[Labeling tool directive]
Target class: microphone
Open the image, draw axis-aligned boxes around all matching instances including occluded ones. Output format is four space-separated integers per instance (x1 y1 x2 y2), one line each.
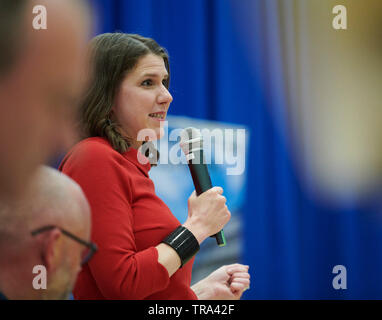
180 127 226 247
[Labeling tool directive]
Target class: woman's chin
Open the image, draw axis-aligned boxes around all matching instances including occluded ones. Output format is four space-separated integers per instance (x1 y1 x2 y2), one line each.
149 126 165 141
136 125 163 142
157 127 165 140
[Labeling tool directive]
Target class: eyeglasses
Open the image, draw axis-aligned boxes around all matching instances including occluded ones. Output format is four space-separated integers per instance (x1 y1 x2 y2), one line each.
31 225 98 266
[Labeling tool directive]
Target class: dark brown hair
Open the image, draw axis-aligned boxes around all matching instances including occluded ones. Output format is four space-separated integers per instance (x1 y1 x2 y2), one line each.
0 0 27 76
80 33 170 156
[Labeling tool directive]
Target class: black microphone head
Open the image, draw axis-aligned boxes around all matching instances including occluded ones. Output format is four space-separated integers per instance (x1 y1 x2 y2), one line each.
180 127 203 156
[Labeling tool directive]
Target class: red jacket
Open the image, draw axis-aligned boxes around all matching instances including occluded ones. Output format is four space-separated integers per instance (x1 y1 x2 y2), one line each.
59 137 197 300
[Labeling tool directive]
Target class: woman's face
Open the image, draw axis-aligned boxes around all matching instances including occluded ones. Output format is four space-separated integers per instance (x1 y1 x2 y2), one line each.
112 54 173 148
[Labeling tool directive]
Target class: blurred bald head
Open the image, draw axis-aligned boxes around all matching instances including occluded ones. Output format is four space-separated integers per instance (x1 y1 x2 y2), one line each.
0 166 91 300
0 0 91 201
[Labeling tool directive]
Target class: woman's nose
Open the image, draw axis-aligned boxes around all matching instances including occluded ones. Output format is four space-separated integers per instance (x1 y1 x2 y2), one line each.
158 85 173 105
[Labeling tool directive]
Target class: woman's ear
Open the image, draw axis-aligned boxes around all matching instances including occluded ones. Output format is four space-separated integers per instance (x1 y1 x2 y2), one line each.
40 229 63 274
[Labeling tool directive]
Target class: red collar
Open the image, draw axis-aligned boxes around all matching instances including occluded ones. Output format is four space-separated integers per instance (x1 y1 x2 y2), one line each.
122 145 151 177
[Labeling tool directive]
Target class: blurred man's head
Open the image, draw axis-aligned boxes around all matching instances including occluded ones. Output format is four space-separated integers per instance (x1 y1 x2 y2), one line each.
0 0 91 200
0 166 92 300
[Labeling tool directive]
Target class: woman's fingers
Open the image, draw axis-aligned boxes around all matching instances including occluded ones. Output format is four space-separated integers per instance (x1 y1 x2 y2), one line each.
230 280 249 292
230 272 250 280
226 264 249 275
230 277 250 286
229 267 250 294
188 190 196 200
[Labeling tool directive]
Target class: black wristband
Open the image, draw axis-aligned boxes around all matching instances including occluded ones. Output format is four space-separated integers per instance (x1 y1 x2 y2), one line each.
162 226 200 268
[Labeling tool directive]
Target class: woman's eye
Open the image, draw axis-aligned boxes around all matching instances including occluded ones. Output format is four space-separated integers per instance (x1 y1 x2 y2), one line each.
141 79 153 86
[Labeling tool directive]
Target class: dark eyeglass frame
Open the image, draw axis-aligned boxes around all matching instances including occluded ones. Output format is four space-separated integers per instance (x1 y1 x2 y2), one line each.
31 225 97 266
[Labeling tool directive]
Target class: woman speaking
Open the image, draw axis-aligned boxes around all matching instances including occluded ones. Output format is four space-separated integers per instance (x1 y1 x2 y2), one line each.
60 33 250 300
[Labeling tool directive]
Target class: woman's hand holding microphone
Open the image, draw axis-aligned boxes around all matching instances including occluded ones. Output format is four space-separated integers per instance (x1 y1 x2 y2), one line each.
182 186 231 244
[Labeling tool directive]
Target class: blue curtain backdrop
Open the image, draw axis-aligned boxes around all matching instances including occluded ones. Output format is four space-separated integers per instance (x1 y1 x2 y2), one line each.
88 0 382 299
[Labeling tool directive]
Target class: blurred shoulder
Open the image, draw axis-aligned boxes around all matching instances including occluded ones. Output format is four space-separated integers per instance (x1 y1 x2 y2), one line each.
71 137 117 158
74 137 115 156
60 137 124 171
59 137 135 196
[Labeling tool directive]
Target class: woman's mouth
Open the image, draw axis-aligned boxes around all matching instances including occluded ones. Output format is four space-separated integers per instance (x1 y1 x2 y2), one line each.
148 112 166 121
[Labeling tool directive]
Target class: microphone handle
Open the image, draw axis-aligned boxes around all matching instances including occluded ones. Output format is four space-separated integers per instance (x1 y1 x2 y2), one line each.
187 150 226 247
